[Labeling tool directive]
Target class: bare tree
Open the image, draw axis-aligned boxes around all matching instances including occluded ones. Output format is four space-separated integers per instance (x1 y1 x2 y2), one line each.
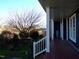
7 10 42 32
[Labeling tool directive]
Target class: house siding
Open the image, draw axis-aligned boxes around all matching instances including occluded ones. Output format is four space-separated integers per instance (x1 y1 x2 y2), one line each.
68 8 79 49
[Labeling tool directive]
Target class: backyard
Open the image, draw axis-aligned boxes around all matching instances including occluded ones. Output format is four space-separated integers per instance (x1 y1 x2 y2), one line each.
0 28 45 59
0 0 46 59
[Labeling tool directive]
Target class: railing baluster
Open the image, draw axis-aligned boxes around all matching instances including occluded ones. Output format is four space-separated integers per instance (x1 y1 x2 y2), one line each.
42 40 43 50
33 42 35 59
40 42 41 51
43 39 44 50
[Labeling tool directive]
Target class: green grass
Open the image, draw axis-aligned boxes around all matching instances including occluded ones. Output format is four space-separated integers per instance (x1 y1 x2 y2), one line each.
0 45 32 59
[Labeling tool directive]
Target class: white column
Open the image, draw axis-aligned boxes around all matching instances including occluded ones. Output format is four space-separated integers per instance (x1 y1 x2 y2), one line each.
46 6 50 52
66 18 68 40
51 19 54 40
60 21 62 39
61 18 64 40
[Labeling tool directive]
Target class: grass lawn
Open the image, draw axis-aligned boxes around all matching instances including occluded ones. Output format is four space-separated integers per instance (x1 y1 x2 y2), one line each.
0 45 33 59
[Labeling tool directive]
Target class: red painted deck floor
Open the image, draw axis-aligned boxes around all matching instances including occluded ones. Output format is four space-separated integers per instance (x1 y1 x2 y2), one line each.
36 39 79 59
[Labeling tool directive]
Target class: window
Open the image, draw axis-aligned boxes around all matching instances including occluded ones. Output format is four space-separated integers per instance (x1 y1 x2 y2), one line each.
69 13 76 43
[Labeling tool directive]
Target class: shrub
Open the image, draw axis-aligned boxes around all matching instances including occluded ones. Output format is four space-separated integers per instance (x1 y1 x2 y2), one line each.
29 29 39 42
19 30 29 39
0 30 12 49
0 31 20 50
38 30 46 39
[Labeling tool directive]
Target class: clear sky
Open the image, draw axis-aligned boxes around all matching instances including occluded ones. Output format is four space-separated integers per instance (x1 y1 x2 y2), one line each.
0 0 38 10
0 0 40 17
0 0 46 28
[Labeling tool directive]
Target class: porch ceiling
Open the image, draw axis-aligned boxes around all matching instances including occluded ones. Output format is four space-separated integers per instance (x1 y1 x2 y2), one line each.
39 0 79 19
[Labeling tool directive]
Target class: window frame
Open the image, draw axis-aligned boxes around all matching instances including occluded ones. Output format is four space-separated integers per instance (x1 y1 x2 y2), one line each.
69 13 76 43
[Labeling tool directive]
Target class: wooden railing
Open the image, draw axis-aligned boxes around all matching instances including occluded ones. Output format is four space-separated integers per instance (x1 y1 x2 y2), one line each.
33 37 46 58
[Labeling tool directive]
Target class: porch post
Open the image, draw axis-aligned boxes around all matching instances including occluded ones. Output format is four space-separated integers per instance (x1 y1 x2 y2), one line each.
51 19 54 40
66 18 68 40
46 6 50 52
61 18 64 40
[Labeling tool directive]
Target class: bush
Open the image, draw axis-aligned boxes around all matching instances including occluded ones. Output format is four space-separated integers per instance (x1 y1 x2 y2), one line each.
38 30 46 39
19 30 29 39
0 31 12 50
0 30 33 59
29 29 39 42
0 31 19 50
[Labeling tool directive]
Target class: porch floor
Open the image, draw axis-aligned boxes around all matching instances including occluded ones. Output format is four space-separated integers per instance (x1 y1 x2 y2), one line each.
36 39 79 59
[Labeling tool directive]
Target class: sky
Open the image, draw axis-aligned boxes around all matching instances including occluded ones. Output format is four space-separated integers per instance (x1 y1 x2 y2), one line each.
0 0 46 28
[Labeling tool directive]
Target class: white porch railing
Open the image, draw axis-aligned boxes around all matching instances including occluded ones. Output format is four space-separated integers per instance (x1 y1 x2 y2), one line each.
33 37 47 58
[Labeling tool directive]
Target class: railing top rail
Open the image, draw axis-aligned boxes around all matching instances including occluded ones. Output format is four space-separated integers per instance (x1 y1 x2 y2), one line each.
34 36 46 44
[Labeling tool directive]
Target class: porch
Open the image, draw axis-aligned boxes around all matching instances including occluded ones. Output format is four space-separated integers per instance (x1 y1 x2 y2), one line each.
33 0 79 59
36 39 79 59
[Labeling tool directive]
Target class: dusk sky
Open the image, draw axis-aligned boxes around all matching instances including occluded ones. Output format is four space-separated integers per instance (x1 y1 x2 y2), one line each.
0 0 46 28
